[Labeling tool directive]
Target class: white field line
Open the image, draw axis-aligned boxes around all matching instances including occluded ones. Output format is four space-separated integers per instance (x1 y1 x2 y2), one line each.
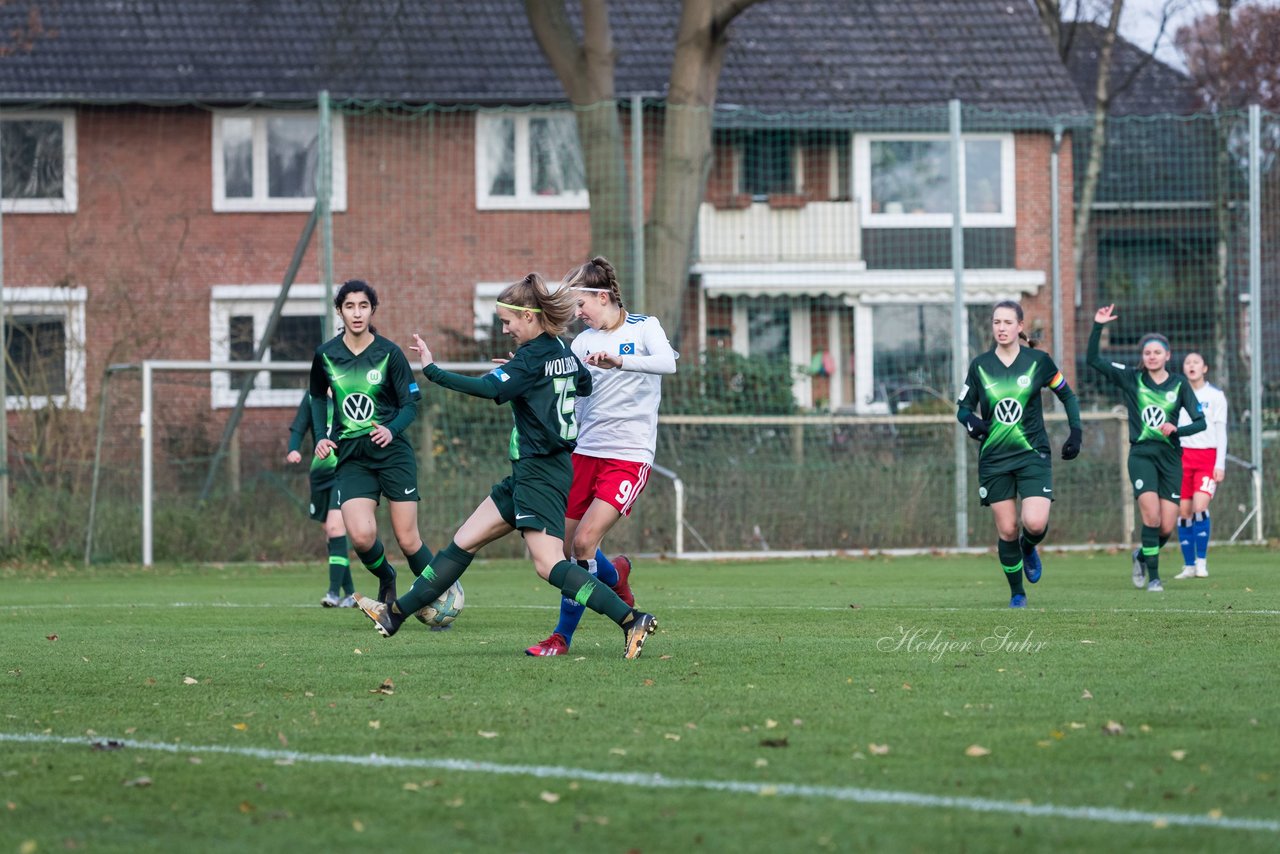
0 732 1275 834
5 602 1280 616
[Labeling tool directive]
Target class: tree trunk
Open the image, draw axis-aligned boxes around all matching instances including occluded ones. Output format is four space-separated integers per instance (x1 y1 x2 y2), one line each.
525 0 633 286
1072 0 1124 313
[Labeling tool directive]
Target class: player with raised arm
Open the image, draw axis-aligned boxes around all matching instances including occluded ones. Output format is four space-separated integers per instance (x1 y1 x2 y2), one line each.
1087 304 1205 591
956 300 1083 609
285 390 353 607
1174 352 1228 579
525 256 677 657
353 272 659 660
309 279 432 607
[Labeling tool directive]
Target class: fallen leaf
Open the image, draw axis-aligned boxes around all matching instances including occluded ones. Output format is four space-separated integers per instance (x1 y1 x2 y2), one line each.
1139 724 1152 733
19 841 35 854
277 731 288 747
45 634 58 642
124 727 136 735
123 776 152 788
1068 722 1086 730
352 820 365 832
368 721 380 730
1101 720 1125 735
663 733 681 741
685 722 698 730
759 786 778 797
1037 740 1052 747
445 797 464 808
659 655 673 660
868 743 890 756
1081 689 1093 700
765 719 778 729
1152 818 1168 829
182 677 198 685
565 708 576 715
902 683 912 691
643 679 655 687
1170 750 1187 761
1208 808 1223 820
608 748 626 756
238 801 254 813
370 679 395 696
188 757 202 765
1050 730 1065 740
353 649 363 655
760 737 789 748
232 723 248 731
1081 640 1095 645
755 758 769 767
539 791 560 804
477 731 498 739
965 744 991 757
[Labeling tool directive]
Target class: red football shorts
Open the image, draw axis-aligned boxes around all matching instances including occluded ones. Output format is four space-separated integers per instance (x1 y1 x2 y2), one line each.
566 454 651 519
1180 447 1218 499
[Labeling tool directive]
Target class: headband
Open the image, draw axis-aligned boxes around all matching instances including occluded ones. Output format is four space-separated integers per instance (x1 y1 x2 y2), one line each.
496 300 541 313
1139 334 1169 353
571 287 610 293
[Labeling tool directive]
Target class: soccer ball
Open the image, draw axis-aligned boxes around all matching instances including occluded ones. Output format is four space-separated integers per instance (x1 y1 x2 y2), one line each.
413 581 465 627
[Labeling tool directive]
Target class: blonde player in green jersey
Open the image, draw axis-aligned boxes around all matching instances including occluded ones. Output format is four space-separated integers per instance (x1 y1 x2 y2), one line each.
957 300 1083 608
354 272 658 660
285 390 353 607
1088 304 1205 591
309 280 432 607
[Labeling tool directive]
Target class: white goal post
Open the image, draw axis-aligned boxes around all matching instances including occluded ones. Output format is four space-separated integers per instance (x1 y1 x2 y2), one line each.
138 359 491 566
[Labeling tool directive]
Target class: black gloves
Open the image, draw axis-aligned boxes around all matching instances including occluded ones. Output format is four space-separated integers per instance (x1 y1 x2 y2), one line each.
962 412 990 442
1061 426 1082 460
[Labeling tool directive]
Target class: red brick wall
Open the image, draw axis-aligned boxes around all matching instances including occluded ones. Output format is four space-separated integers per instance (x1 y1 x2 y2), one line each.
1014 132 1077 379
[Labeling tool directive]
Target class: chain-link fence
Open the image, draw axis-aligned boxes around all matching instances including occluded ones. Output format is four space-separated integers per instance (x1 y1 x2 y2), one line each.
2 99 1275 561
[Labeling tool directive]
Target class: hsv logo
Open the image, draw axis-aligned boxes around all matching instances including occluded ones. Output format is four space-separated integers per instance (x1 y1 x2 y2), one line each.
994 398 1023 425
1141 405 1167 429
343 393 375 423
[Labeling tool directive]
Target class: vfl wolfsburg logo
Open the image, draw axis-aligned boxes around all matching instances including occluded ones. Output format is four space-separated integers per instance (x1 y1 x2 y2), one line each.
1141 405 1167 428
994 398 1023 425
342 393 375 423
366 368 383 385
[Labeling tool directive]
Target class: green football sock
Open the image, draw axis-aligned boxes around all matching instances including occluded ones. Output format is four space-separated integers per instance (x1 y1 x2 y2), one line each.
356 540 396 583
1141 525 1161 582
406 544 434 578
998 538 1025 596
548 559 633 624
341 566 355 596
1020 524 1046 555
395 541 473 616
327 536 349 594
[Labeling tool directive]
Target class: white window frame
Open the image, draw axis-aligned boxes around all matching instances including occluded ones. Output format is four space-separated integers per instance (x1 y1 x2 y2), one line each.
3 286 87 410
1 111 78 214
211 110 347 213
209 284 329 408
473 282 509 341
474 111 589 210
855 132 1015 228
730 298 812 408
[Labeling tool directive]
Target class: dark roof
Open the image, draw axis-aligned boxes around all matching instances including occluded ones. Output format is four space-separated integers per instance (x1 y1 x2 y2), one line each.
0 0 1085 117
1061 22 1197 115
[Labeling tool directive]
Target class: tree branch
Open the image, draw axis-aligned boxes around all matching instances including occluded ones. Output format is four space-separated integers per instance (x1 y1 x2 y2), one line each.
712 0 767 34
524 0 586 95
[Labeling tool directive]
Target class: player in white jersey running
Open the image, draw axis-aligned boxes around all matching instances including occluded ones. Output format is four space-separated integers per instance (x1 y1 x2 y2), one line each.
1174 352 1228 579
526 256 677 657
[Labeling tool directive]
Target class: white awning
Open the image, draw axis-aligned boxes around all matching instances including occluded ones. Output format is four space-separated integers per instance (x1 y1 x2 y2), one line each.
694 262 1045 303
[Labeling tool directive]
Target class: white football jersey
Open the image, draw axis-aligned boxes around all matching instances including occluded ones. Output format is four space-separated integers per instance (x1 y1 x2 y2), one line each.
1178 381 1228 465
571 313 677 465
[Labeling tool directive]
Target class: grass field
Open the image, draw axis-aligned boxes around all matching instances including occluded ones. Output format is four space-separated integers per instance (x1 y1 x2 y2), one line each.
2 549 1278 853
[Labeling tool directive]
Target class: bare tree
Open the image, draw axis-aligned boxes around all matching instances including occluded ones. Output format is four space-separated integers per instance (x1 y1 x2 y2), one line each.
525 0 767 337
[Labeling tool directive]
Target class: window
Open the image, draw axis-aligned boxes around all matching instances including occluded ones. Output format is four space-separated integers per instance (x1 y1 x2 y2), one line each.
868 303 987 411
212 111 346 212
1 112 77 213
473 283 509 341
475 112 587 209
856 133 1014 227
210 285 329 407
730 298 811 407
4 287 86 410
738 131 799 197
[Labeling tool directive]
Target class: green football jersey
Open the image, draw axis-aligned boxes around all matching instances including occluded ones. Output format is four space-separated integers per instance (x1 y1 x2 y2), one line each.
958 346 1076 467
308 333 421 442
1087 323 1205 447
485 333 592 460
287 393 338 483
